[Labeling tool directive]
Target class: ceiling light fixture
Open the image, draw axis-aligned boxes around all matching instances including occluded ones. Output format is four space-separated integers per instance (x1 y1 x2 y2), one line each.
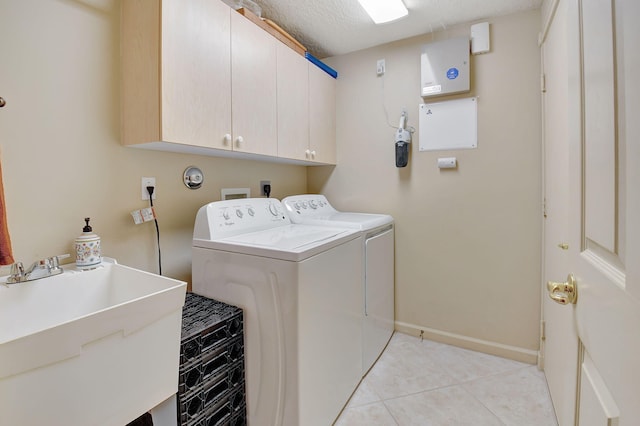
357 0 408 24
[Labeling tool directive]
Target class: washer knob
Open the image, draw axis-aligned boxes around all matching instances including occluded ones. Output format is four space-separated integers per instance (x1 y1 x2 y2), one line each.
222 210 231 220
309 200 318 209
268 203 279 216
236 209 243 218
248 207 255 216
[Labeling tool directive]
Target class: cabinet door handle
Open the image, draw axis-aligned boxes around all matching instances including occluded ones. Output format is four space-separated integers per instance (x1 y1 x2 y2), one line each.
310 150 316 159
305 149 311 159
223 134 232 146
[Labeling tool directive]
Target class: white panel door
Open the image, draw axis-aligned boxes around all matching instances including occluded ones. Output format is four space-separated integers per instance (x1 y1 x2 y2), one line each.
541 0 579 424
544 0 640 424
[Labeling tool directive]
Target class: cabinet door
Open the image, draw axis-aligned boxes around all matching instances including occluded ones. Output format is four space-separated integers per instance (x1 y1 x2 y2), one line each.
161 0 232 149
308 65 336 164
230 12 278 156
276 44 309 161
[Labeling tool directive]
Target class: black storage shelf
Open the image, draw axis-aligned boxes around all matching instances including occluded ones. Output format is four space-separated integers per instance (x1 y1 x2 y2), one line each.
178 293 246 426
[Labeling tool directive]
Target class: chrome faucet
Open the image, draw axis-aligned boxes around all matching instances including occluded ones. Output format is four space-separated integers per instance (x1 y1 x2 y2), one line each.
6 254 70 284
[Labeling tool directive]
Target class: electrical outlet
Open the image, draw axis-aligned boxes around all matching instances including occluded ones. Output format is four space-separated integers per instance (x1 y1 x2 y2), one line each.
377 59 385 76
260 180 271 196
141 177 156 200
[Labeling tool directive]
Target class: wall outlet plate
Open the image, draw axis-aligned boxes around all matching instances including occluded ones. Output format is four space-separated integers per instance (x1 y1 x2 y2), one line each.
260 180 271 196
141 177 156 200
377 59 385 76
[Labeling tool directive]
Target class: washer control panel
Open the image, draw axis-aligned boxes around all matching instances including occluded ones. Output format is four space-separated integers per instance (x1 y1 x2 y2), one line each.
194 198 289 240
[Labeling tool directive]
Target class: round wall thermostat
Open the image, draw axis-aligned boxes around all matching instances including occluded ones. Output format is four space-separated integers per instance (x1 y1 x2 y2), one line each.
183 166 203 189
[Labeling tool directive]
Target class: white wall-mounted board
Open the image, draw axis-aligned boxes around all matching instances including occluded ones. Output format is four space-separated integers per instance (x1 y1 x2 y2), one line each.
419 97 477 151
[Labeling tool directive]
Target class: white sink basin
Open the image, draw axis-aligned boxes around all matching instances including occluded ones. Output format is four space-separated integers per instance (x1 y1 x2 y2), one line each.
0 261 186 426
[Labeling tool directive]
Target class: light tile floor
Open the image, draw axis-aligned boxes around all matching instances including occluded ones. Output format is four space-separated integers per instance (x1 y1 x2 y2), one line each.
335 332 558 426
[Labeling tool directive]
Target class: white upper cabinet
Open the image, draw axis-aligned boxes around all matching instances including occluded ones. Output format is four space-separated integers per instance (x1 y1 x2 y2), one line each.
122 0 232 150
230 12 278 157
122 0 335 165
309 65 337 164
276 43 310 161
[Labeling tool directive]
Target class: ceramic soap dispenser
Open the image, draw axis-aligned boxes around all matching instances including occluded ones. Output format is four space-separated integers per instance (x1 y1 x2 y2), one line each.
75 217 101 270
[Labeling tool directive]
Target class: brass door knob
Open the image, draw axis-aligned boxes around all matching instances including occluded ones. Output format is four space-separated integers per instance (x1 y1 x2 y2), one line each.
546 274 578 305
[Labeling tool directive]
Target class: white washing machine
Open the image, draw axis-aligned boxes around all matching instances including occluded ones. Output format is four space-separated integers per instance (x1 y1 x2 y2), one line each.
191 198 362 426
282 194 395 376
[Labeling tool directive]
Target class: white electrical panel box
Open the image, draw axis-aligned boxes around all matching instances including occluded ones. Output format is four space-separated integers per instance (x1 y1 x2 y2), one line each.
419 97 477 151
421 37 470 98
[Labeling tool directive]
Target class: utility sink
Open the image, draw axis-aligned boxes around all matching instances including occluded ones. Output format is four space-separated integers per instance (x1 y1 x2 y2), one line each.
0 260 186 426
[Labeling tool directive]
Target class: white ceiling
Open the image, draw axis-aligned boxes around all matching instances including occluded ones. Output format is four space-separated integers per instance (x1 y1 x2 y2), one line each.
250 0 543 58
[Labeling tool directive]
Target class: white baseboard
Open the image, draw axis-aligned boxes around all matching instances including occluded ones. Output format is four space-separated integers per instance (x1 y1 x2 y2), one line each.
395 321 540 365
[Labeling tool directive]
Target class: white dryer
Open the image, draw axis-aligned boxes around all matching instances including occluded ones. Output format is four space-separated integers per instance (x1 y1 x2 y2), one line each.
192 198 362 426
282 194 395 376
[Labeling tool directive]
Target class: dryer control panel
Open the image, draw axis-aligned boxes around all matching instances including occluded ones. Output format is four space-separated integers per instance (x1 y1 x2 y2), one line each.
281 194 337 221
194 198 289 240
282 195 394 230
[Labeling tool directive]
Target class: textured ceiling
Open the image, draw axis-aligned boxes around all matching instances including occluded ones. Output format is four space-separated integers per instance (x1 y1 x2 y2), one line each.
250 0 543 58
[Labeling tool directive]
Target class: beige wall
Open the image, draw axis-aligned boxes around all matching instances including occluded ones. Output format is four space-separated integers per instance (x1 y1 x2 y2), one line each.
1 0 542 360
0 0 307 284
309 10 542 359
